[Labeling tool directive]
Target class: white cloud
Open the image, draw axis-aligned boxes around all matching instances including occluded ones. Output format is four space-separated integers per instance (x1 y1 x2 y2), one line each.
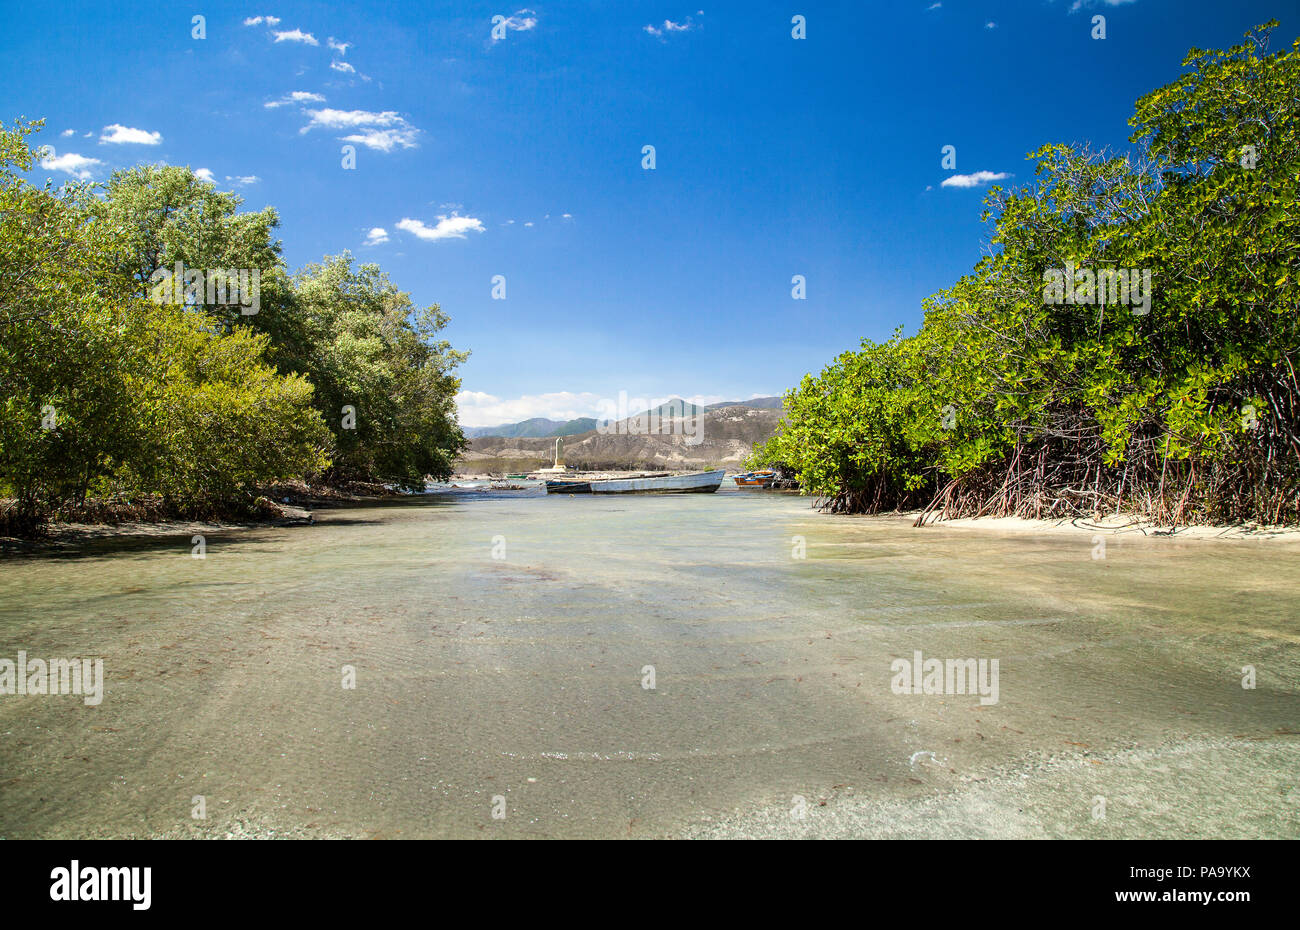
455 391 607 427
60 128 75 137
302 108 403 131
493 9 538 41
645 18 695 38
243 16 281 27
561 213 572 219
941 170 1011 189
226 175 261 186
273 29 319 45
985 21 997 29
927 2 942 8
330 60 356 74
340 128 419 151
1070 0 1138 11
396 215 485 241
523 221 534 227
364 227 389 245
100 124 162 145
327 37 350 55
300 108 418 150
193 168 216 182
39 151 103 180
265 90 326 108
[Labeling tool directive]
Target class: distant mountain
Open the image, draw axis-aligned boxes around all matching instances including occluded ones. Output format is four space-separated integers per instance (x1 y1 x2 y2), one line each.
643 399 703 417
458 400 787 473
550 417 599 437
462 417 597 439
705 396 782 410
463 397 780 439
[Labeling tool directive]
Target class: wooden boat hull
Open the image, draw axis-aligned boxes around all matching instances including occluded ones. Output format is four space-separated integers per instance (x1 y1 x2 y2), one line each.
732 470 776 488
546 470 725 495
545 480 592 493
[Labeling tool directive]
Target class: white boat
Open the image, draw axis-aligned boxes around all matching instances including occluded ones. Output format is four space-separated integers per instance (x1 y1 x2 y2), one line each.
545 469 725 494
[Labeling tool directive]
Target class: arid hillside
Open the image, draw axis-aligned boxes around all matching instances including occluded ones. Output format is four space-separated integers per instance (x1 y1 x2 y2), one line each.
457 404 785 473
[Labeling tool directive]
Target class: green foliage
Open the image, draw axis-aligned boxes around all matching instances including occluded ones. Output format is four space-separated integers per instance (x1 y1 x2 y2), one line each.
91 165 468 487
95 164 286 318
0 120 466 533
757 24 1300 523
112 303 332 504
285 254 468 487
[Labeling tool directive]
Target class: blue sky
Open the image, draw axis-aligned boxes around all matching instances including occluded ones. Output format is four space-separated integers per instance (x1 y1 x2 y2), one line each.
5 1 1293 426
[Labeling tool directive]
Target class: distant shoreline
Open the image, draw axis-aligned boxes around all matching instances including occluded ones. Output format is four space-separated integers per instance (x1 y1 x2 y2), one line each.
0 482 401 553
8 494 1299 556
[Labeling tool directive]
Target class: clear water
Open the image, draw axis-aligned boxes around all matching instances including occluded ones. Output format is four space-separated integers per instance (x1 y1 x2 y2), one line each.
1 489 1297 837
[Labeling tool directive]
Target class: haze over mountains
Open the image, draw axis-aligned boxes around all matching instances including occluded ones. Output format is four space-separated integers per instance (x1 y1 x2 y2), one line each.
460 397 783 439
461 417 598 439
457 398 787 473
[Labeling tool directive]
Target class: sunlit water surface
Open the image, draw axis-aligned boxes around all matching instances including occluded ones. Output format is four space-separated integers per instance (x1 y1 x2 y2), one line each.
1 488 1297 838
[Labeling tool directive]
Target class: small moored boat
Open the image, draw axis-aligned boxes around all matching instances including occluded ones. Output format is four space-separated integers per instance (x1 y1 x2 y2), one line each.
545 469 725 494
732 469 776 488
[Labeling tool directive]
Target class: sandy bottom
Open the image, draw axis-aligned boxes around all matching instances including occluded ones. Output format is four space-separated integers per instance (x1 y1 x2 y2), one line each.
922 512 1300 542
1 492 1297 839
685 736 1300 838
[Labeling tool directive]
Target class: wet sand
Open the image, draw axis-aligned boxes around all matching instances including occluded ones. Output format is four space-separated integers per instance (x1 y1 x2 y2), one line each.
0 491 1296 838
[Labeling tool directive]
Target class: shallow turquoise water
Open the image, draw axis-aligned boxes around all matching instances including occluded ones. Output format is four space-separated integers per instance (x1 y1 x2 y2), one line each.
0 489 1297 837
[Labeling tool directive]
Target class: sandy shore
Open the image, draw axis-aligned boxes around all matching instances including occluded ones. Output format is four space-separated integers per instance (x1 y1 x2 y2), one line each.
683 734 1300 839
9 500 1300 556
912 512 1300 542
2 492 1297 839
0 505 322 556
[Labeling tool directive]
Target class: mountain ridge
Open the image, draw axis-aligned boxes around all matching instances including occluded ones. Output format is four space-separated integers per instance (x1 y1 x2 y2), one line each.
460 396 782 439
457 400 787 473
